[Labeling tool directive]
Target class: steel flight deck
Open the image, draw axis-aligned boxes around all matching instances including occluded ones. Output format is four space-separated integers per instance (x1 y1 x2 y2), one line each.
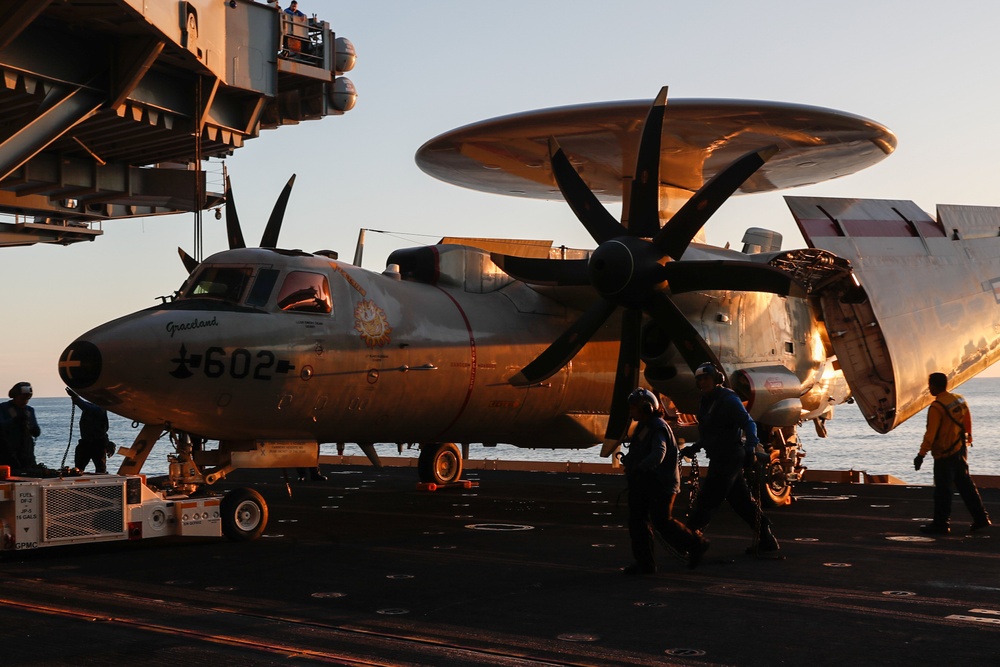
0 466 997 666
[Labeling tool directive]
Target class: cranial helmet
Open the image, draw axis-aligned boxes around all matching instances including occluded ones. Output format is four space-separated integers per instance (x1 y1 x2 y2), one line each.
694 362 723 383
8 382 32 399
628 387 660 413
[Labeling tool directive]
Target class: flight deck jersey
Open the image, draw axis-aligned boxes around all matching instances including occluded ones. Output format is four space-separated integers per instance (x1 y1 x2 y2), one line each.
919 390 972 459
623 417 681 494
696 386 758 460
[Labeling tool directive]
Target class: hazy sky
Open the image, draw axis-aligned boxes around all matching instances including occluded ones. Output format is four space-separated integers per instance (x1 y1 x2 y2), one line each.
5 0 1000 397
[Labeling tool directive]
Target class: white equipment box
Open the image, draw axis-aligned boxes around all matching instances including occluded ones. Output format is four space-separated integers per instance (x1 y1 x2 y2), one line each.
0 472 222 552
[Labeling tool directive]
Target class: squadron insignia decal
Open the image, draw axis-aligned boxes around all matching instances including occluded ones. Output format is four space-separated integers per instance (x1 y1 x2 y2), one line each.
354 299 392 348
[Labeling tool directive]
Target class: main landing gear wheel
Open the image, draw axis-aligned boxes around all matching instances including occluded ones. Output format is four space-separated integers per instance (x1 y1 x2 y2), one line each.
220 487 269 541
763 457 792 507
417 442 463 485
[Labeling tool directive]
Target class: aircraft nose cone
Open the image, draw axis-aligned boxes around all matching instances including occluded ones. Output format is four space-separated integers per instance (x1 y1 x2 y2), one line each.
59 340 102 389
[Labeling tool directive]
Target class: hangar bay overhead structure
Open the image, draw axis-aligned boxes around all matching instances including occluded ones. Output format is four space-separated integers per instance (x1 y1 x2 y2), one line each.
0 0 357 247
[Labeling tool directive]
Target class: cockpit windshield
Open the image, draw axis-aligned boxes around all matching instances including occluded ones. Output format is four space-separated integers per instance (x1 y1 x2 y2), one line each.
179 265 332 314
183 266 252 303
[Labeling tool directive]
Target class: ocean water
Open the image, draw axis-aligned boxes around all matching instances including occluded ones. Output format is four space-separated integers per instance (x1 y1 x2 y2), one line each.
26 377 1000 483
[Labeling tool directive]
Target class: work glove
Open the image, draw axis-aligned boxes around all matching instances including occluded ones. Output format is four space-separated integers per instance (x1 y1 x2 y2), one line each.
913 454 924 471
748 443 769 463
680 444 700 459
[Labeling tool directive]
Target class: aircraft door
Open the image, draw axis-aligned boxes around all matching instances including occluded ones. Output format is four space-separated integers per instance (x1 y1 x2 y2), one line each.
380 285 475 441
261 267 336 435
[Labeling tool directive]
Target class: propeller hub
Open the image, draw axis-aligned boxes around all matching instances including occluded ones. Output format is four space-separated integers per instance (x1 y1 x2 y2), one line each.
589 237 663 305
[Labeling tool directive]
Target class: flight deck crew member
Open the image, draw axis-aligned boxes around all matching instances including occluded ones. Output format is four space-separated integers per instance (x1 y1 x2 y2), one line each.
621 388 709 574
67 387 113 474
682 363 780 554
914 372 991 535
0 382 41 473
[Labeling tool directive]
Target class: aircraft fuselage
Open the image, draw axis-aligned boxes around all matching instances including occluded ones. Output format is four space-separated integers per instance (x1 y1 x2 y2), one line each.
59 243 846 451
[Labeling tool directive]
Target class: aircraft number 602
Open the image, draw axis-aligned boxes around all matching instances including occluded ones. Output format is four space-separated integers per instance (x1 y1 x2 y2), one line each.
170 344 295 381
205 347 276 379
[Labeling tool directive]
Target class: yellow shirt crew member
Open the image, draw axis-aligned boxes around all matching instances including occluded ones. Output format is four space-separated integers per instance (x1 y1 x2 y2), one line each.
914 373 990 535
918 390 971 459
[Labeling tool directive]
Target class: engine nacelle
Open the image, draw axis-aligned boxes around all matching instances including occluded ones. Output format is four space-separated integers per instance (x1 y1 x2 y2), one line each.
732 365 803 426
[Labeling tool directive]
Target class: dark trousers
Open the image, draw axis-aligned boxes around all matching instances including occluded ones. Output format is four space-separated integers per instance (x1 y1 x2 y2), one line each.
686 453 772 540
75 438 108 474
932 446 989 527
628 475 700 567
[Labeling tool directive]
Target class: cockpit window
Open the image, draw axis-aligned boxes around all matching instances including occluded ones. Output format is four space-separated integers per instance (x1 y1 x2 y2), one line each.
184 267 252 303
246 268 280 307
276 271 332 314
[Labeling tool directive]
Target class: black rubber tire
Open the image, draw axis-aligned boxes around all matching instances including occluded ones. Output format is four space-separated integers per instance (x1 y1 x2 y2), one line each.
220 487 268 541
762 457 792 507
417 443 463 484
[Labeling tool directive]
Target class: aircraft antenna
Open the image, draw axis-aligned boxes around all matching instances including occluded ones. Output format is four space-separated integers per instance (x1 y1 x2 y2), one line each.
353 228 366 266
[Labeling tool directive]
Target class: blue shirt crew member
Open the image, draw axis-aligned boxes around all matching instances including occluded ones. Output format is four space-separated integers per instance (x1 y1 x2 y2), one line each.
284 1 305 17
621 388 708 574
682 363 780 555
0 382 41 472
67 387 112 474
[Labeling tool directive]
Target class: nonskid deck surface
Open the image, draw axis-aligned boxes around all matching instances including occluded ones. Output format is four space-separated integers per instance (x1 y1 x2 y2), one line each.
1 467 997 666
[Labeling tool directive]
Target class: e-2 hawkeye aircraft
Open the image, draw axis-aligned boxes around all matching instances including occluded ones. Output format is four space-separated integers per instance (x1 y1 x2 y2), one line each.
58 88 1000 524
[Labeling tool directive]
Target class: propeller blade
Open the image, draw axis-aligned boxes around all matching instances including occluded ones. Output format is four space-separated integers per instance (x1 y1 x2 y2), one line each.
600 307 643 457
623 86 668 239
491 253 590 286
548 138 626 244
177 247 199 274
224 176 246 250
508 297 618 387
653 145 778 259
260 174 296 248
660 260 807 297
645 290 726 382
